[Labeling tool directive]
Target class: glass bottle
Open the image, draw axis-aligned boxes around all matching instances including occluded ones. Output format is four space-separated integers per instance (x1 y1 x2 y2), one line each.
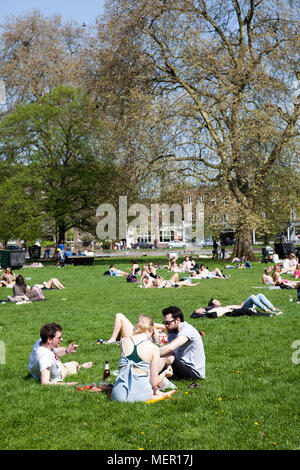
103 360 110 381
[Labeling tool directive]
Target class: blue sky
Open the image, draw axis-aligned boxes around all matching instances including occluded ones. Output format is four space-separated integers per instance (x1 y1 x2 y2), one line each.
0 0 105 25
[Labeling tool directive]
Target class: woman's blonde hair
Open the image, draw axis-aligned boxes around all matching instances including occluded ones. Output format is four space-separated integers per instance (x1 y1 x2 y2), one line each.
272 265 281 280
133 315 154 335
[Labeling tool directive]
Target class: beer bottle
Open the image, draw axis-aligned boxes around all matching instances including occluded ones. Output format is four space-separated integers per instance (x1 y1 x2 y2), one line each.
103 360 110 381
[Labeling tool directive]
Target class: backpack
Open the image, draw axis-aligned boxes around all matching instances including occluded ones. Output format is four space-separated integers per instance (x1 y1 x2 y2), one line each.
126 274 137 283
103 271 110 276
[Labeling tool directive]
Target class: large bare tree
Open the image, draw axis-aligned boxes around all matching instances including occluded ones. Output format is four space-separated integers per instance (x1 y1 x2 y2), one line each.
98 0 300 257
0 10 86 106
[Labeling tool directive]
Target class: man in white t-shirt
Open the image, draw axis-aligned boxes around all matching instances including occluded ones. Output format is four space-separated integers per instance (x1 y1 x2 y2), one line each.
28 323 93 385
159 306 205 380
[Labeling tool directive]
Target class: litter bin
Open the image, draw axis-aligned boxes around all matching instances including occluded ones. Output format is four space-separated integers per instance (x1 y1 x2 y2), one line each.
0 250 26 269
261 246 274 263
28 245 41 260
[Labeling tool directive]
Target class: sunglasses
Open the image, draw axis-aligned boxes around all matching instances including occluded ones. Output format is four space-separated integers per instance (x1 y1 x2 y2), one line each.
163 319 175 326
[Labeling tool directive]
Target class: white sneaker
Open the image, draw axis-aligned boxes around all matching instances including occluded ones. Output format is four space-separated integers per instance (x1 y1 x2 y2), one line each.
158 378 177 391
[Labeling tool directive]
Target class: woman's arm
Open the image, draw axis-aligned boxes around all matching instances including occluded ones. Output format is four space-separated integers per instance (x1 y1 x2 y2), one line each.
149 347 172 388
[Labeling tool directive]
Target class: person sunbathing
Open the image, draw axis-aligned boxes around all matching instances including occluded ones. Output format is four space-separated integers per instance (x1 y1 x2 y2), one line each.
8 275 42 303
191 293 282 318
294 264 300 279
147 262 159 278
109 265 128 277
143 273 200 288
23 262 44 268
194 264 229 279
262 266 273 285
0 266 16 287
34 278 65 290
272 265 299 288
128 260 141 276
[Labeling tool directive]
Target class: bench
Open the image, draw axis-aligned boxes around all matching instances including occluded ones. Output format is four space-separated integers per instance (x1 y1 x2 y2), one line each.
65 256 94 266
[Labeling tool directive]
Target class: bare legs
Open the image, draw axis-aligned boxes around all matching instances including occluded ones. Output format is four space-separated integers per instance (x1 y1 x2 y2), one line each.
43 278 65 289
170 273 200 287
106 313 134 343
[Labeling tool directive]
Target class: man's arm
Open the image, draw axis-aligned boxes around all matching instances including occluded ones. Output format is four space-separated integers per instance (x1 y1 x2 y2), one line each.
40 368 78 386
159 335 188 357
55 342 78 357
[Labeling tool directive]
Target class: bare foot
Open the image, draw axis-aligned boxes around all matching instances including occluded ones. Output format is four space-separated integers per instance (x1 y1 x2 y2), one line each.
152 389 177 399
80 362 93 369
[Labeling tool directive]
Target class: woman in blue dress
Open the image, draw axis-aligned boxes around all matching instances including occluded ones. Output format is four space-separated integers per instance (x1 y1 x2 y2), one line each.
111 315 172 402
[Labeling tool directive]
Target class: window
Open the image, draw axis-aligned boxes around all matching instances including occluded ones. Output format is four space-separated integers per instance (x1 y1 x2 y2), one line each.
198 196 204 204
222 213 228 223
291 209 297 220
188 196 193 204
159 230 175 242
137 234 151 242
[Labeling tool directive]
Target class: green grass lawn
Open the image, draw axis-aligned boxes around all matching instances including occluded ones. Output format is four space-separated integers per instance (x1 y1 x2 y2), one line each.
0 256 299 450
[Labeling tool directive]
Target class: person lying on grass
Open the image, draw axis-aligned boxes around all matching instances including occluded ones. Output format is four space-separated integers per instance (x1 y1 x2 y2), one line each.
189 264 230 279
34 278 65 290
191 293 283 318
102 307 206 382
111 315 174 402
22 262 44 268
109 264 128 277
28 323 93 385
142 272 200 288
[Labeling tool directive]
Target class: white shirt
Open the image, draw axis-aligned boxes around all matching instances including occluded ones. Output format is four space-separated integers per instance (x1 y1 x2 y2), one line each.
28 339 62 382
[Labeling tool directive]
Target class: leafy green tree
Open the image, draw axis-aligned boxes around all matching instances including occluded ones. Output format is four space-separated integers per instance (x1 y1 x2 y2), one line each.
0 165 45 245
0 86 117 242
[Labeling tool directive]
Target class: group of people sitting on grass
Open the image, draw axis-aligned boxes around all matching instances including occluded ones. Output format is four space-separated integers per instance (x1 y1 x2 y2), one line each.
24 250 298 403
28 306 206 402
108 256 230 288
262 262 300 289
28 288 286 401
0 266 65 303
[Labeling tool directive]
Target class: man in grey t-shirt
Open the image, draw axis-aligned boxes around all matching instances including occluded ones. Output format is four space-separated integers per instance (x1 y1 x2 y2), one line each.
159 306 205 380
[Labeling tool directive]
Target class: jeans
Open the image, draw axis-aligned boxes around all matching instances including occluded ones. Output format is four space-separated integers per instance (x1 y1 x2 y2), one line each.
243 294 274 311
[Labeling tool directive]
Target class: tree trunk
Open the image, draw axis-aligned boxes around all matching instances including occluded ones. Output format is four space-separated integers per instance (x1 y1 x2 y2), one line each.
232 228 256 261
58 224 66 245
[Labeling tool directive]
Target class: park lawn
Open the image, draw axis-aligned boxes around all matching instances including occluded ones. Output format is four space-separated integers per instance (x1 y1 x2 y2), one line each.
0 256 299 450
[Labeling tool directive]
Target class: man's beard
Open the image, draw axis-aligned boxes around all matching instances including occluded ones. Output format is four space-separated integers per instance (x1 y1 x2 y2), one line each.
168 325 179 334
